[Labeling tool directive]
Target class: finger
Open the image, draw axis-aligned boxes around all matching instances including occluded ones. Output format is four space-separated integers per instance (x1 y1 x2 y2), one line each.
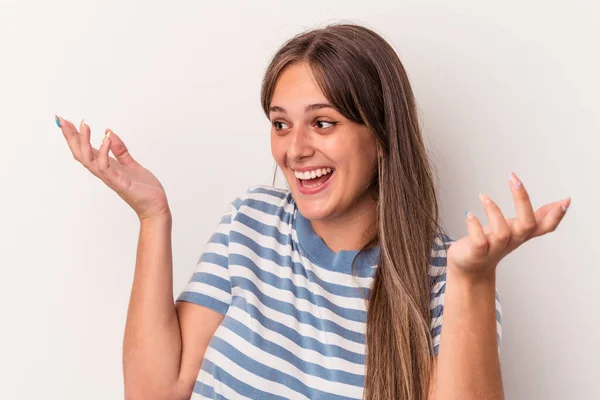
531 197 571 237
533 202 556 222
508 172 537 243
527 201 565 238
486 217 518 232
56 116 83 161
90 140 120 171
79 119 94 166
97 130 113 172
479 193 511 251
105 129 137 167
95 131 129 195
465 210 489 256
84 127 128 172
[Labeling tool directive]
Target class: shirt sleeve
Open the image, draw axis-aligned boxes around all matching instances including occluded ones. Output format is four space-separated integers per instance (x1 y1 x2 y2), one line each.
429 232 503 356
175 197 242 315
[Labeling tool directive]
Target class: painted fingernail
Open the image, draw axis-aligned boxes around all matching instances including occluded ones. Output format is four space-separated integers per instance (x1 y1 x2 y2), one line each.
561 197 570 213
479 193 492 205
510 172 522 188
102 130 111 145
55 115 61 128
465 210 474 219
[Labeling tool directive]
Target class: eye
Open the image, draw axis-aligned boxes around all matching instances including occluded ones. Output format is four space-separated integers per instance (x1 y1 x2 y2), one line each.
315 119 338 130
271 120 289 131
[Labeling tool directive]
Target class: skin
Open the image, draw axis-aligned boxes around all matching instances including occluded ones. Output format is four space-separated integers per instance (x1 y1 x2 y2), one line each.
269 61 379 252
433 174 571 399
56 60 571 399
267 61 573 398
56 118 222 399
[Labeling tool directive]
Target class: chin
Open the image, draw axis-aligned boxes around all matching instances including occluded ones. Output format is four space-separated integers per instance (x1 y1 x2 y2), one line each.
294 199 335 221
285 167 350 221
287 181 337 222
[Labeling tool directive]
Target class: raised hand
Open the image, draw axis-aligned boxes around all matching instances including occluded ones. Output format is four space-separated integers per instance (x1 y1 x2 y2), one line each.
55 115 170 221
446 172 571 281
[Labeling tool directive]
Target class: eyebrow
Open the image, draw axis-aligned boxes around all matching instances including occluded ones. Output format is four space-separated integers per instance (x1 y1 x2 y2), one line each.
268 103 336 114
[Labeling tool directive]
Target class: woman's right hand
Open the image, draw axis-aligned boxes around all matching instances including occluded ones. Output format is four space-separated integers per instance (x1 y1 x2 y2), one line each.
56 116 170 222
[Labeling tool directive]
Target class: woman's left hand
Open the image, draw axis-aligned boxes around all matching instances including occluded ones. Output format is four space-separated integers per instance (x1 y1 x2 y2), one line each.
446 172 571 282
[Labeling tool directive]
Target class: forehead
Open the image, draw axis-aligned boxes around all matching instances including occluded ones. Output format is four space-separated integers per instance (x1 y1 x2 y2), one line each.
270 62 328 108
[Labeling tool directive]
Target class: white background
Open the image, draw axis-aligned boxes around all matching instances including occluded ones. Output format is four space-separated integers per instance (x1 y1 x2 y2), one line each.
1 0 598 398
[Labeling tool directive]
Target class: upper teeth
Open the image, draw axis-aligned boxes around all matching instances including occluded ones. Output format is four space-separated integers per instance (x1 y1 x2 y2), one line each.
294 167 333 180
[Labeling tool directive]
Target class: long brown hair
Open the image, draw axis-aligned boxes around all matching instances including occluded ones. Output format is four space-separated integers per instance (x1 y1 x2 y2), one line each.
260 22 446 400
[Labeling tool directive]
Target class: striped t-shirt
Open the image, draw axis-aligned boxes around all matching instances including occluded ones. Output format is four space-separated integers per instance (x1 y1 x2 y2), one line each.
176 185 502 399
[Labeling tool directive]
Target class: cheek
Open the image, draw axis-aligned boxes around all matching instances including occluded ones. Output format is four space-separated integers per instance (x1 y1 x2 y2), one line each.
270 136 287 167
330 137 376 170
346 139 377 183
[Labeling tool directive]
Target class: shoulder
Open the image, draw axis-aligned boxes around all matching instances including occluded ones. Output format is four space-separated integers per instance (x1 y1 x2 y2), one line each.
429 231 454 271
244 185 292 202
428 230 454 353
231 185 295 223
428 230 454 286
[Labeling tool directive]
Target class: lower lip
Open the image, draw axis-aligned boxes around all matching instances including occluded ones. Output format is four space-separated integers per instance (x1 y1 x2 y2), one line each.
296 171 335 195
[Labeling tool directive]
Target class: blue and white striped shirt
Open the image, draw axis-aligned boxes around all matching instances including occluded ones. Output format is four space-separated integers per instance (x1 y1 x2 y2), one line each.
176 185 502 399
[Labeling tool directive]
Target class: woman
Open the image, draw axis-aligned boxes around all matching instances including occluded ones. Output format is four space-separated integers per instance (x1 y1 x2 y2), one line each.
55 23 570 400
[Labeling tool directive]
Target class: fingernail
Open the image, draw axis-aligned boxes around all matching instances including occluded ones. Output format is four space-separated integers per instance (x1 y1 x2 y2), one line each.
102 131 111 145
80 119 84 131
561 197 570 213
465 210 474 219
479 192 492 205
55 115 61 128
510 172 522 188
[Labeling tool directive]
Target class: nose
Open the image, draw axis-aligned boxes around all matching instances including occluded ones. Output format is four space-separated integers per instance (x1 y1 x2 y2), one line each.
287 125 314 162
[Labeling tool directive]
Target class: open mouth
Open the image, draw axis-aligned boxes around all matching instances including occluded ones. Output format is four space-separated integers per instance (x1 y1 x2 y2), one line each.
293 167 335 194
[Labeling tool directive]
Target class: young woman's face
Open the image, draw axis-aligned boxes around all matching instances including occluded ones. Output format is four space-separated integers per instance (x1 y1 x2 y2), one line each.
269 62 378 221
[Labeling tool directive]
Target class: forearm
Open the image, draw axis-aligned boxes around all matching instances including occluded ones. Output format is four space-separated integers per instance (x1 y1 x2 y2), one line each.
433 265 503 399
122 213 182 399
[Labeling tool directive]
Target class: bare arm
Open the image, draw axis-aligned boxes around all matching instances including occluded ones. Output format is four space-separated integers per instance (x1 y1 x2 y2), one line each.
52 117 224 399
431 266 503 399
122 212 224 400
429 170 570 398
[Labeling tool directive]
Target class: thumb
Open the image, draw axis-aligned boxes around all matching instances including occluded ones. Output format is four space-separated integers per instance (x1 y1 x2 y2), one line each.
105 129 137 166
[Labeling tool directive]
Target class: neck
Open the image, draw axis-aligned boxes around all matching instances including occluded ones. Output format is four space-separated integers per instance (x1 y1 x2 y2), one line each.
310 194 378 253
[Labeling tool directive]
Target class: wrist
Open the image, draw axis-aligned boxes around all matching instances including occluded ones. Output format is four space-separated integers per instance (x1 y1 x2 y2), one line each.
447 262 497 287
139 209 172 226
